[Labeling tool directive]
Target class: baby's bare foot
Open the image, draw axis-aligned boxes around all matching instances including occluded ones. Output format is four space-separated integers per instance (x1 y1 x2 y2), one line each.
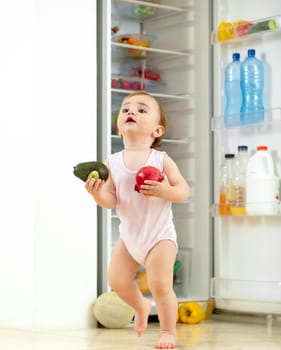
134 298 151 337
155 331 176 349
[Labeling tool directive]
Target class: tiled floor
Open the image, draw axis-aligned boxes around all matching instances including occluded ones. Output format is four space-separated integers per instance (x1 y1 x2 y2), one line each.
0 314 281 349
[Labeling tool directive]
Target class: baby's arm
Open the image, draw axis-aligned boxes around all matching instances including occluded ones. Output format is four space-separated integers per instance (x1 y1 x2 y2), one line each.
85 162 117 209
162 154 190 202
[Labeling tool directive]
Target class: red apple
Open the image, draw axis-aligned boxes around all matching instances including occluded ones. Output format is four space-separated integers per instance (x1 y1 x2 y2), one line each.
122 80 130 90
135 166 164 192
111 79 120 88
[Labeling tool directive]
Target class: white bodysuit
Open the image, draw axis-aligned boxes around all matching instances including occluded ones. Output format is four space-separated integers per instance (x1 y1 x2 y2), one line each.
108 149 177 266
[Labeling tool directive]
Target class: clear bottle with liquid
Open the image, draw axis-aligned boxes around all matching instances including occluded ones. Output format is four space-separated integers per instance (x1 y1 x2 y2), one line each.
219 153 235 215
230 146 249 215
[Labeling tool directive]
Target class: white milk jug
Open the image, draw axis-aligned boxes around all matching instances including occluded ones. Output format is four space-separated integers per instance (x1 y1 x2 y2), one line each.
246 145 280 215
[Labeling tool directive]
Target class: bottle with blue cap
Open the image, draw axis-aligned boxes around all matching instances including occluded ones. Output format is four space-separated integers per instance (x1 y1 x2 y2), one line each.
224 52 242 127
240 49 264 124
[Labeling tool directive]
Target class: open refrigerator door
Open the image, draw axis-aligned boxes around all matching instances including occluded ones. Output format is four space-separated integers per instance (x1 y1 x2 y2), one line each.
212 0 281 315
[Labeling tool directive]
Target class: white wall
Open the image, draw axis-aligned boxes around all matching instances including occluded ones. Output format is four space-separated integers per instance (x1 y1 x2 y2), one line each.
0 0 97 330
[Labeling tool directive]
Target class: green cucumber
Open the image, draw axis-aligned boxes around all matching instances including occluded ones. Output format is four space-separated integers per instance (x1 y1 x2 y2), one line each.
73 161 109 182
247 19 276 34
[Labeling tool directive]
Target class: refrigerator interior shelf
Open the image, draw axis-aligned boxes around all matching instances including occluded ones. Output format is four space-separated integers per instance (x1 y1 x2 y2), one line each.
111 88 192 101
114 0 190 22
210 203 281 217
211 14 281 45
145 55 195 68
211 277 281 304
161 137 190 145
111 133 190 145
112 42 192 58
211 107 281 131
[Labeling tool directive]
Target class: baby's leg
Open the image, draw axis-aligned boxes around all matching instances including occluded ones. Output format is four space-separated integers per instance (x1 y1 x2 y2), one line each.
145 240 177 349
108 239 151 336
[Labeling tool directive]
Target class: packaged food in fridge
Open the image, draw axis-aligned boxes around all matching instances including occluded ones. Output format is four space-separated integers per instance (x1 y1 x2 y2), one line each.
113 33 154 58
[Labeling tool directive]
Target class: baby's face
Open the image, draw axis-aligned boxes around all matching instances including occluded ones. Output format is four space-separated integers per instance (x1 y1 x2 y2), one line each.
117 94 161 139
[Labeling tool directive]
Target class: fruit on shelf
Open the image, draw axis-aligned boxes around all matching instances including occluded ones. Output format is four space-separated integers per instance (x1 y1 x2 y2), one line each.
114 33 153 58
111 78 146 91
217 22 236 41
247 19 277 34
132 66 161 82
111 79 120 88
217 20 248 41
115 1 159 20
116 35 151 47
216 16 279 42
134 5 155 17
135 271 150 294
235 21 254 36
111 25 119 34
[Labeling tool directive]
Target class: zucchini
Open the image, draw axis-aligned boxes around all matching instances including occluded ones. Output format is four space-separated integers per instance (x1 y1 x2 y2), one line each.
247 19 276 34
73 161 109 182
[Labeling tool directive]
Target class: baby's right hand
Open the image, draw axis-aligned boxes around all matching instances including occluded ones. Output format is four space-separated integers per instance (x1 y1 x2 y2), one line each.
85 178 105 197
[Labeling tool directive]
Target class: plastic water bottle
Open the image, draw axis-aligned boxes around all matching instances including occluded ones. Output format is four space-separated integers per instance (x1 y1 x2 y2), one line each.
219 153 235 215
230 145 249 215
236 145 249 172
224 53 242 127
246 145 280 215
240 49 264 124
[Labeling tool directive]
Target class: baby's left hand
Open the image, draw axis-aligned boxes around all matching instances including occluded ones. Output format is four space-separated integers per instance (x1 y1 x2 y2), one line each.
139 173 170 198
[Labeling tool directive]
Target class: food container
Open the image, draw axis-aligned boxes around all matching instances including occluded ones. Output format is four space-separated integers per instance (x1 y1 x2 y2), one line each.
111 73 165 94
111 61 165 94
131 65 161 82
111 75 146 91
213 15 281 43
115 1 160 21
113 33 154 58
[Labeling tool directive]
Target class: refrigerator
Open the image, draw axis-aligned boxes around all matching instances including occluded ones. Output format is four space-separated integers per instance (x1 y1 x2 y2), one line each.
96 0 281 316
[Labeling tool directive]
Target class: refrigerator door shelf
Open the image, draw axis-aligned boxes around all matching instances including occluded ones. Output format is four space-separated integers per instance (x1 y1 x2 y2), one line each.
212 14 281 45
211 107 281 131
211 277 281 314
210 203 281 217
